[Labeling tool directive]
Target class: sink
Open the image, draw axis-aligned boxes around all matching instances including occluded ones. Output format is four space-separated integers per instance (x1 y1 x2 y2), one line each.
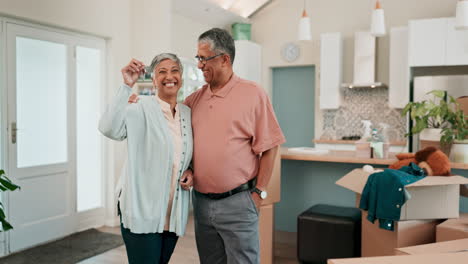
287 147 329 155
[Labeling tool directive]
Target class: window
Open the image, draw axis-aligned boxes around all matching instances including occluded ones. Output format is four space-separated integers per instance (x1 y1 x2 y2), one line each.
177 58 205 102
76 46 104 212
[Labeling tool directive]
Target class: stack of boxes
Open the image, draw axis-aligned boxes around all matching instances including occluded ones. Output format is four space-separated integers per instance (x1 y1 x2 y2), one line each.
329 168 468 263
436 213 468 242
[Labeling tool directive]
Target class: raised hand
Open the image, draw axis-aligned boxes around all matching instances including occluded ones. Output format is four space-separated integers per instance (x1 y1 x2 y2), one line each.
121 59 146 87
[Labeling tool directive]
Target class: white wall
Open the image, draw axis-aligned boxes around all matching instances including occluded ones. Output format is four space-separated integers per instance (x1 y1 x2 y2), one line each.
171 13 216 60
250 0 459 140
131 0 172 63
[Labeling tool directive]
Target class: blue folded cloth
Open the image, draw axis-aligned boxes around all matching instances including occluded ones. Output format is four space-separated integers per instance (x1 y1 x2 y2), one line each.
359 163 426 231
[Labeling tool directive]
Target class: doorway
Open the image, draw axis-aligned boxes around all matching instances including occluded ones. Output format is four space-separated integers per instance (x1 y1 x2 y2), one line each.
272 66 315 148
4 21 106 253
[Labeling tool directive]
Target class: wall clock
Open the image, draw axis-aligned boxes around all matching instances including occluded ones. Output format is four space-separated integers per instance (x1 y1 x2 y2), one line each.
281 42 300 62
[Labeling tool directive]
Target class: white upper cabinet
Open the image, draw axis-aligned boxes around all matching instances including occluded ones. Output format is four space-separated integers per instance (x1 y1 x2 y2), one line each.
319 32 343 109
409 17 468 67
446 18 468 65
389 27 409 109
408 18 447 67
233 40 261 84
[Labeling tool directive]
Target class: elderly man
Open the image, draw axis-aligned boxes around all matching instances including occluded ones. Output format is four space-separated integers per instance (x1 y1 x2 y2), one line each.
183 28 285 264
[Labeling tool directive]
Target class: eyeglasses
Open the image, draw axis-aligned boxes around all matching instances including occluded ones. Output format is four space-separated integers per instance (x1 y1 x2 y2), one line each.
195 53 224 64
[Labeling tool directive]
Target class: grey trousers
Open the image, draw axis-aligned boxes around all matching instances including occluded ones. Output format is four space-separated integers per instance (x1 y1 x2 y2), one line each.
193 190 260 264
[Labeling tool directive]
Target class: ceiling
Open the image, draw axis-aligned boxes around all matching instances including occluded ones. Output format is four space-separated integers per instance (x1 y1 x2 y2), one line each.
172 0 272 27
207 0 272 18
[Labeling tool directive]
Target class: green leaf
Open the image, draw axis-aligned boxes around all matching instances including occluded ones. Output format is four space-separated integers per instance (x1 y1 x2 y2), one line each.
428 90 446 99
0 175 20 191
0 170 20 232
449 95 457 104
402 103 411 115
0 217 13 232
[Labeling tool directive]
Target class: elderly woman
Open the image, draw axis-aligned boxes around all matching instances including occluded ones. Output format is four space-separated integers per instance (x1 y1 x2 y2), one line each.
99 53 193 264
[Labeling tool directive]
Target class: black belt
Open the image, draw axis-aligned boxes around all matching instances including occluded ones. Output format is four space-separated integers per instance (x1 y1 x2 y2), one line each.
195 179 255 200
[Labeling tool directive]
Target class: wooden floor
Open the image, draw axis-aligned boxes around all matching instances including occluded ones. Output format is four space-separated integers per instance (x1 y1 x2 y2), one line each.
78 213 298 264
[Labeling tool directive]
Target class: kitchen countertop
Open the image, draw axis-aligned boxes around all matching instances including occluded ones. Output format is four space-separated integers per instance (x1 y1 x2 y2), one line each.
281 147 468 170
314 139 407 146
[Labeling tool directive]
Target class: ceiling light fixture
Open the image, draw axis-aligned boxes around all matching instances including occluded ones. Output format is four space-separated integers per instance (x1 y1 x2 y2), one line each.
298 0 312 41
456 0 468 30
370 0 386 37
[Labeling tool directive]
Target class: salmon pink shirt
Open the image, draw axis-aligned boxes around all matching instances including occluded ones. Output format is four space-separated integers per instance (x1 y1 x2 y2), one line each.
184 75 285 193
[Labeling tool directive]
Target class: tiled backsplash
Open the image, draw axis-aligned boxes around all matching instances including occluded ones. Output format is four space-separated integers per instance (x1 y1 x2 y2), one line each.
321 87 407 142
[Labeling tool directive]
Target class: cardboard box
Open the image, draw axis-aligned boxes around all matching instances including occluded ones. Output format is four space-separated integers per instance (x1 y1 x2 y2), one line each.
361 211 440 257
395 238 468 255
263 150 281 206
336 169 468 220
259 204 274 264
327 252 468 264
437 213 468 242
259 151 281 264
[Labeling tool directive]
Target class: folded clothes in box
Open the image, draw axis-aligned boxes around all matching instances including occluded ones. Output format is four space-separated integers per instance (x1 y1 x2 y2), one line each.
336 168 468 221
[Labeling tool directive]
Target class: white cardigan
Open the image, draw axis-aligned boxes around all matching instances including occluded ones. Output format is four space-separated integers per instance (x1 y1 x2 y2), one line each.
99 85 193 235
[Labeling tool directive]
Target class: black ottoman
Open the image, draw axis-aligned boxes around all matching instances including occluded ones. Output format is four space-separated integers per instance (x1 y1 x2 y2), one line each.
297 204 361 264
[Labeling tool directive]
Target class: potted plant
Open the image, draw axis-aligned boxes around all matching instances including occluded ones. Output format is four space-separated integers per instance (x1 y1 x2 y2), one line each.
444 97 468 162
402 90 455 154
0 170 20 231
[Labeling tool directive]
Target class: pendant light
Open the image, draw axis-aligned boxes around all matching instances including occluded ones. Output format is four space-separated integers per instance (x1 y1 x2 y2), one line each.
456 0 468 30
370 0 386 37
298 0 311 41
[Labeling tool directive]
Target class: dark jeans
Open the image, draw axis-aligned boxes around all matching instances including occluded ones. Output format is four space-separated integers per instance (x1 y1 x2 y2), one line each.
120 224 178 264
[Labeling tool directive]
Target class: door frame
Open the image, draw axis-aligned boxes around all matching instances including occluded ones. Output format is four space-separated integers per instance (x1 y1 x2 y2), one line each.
0 16 108 255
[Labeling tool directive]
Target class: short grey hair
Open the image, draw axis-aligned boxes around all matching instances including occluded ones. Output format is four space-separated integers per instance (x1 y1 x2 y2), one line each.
149 53 183 77
198 28 235 65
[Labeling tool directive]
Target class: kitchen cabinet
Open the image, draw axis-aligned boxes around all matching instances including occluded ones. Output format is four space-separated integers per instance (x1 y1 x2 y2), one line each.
319 32 343 109
409 17 468 67
446 18 468 65
389 27 409 109
408 18 446 67
233 40 261 84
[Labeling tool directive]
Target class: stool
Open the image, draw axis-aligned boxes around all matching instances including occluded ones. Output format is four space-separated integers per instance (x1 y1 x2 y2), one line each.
297 204 361 264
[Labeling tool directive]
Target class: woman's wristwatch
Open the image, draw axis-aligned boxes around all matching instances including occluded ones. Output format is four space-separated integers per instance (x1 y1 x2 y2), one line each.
252 187 268 199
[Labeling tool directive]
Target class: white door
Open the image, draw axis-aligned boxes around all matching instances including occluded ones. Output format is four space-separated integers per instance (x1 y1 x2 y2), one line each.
6 22 106 252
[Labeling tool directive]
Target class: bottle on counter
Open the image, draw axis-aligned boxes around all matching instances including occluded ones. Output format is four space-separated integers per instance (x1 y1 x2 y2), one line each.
369 124 390 159
378 123 391 159
355 120 372 158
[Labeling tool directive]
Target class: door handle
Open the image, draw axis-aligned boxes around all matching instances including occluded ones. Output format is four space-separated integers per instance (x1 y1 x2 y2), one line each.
11 122 17 144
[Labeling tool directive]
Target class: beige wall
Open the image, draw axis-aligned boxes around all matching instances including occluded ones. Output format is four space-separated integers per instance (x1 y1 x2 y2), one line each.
250 0 459 140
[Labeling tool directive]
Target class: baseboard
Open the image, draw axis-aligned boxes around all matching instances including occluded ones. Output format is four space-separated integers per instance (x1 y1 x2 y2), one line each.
105 216 120 227
275 230 297 245
0 241 6 257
